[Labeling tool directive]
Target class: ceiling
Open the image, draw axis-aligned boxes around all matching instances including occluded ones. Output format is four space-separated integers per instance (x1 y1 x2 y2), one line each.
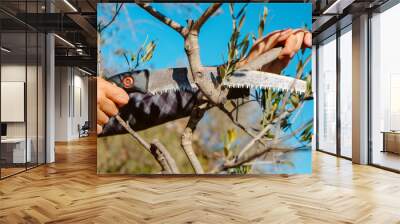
0 0 97 73
312 0 391 43
0 0 393 74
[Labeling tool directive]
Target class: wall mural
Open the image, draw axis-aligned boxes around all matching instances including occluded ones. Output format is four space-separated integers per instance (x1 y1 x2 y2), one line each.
97 3 313 175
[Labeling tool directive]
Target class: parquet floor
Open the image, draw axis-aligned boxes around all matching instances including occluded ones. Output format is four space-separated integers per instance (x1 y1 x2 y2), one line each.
1 137 400 224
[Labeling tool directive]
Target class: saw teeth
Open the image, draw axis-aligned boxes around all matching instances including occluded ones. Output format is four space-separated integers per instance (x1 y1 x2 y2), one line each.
150 85 198 95
147 69 306 94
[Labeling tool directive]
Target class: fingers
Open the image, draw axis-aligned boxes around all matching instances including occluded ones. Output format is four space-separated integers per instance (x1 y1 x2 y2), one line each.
97 103 113 135
263 31 283 52
100 97 119 117
96 77 130 135
97 124 103 135
279 33 298 59
240 28 312 74
246 30 284 62
253 30 281 48
249 33 274 59
279 29 310 60
249 29 311 60
104 82 129 107
294 31 305 53
304 31 312 48
97 109 109 126
277 29 293 43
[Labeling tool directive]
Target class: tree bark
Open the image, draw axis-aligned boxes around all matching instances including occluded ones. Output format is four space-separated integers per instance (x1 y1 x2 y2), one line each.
193 3 222 31
211 146 291 173
184 32 228 105
115 115 179 174
150 139 180 174
136 3 188 36
181 105 206 174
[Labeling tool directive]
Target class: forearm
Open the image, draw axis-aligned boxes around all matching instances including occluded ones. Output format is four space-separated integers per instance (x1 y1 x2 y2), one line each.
99 90 200 136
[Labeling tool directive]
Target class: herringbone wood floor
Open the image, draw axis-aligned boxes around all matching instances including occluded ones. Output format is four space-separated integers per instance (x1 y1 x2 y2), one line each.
1 137 400 224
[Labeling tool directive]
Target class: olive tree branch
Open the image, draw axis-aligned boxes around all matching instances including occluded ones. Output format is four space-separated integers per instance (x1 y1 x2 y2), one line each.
98 3 124 33
115 115 180 174
151 139 180 174
181 104 208 174
136 2 188 37
219 49 313 173
217 104 267 147
211 146 291 173
193 3 223 31
273 119 312 144
237 108 291 159
137 2 226 105
214 117 312 174
184 3 228 105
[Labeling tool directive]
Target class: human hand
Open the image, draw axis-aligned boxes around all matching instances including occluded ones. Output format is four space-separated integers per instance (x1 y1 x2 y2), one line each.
239 29 312 74
97 77 129 134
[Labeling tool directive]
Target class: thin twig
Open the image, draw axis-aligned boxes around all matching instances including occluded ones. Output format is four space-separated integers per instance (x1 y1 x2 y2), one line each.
115 115 151 150
274 119 312 144
98 3 124 33
136 2 188 36
229 99 257 114
237 106 295 159
232 89 308 165
193 3 222 31
211 146 291 173
150 139 180 174
218 105 267 147
115 115 179 174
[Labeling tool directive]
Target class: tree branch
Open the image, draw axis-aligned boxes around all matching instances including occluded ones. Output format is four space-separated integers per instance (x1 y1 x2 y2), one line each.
181 104 207 174
211 146 292 173
137 2 227 104
150 139 180 174
115 115 179 174
98 3 124 33
237 108 292 159
185 32 229 105
183 3 227 105
193 3 222 31
115 115 151 149
274 119 313 144
218 104 267 147
136 2 188 36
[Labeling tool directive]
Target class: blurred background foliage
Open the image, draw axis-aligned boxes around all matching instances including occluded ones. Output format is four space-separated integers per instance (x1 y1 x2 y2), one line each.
98 104 259 174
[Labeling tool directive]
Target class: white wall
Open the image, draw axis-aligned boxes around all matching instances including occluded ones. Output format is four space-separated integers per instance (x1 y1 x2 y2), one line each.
1 63 46 164
54 67 89 141
1 65 26 138
1 65 42 138
54 67 69 141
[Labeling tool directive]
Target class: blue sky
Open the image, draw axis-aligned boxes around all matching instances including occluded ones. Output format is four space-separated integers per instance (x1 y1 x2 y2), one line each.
98 3 313 173
99 3 311 75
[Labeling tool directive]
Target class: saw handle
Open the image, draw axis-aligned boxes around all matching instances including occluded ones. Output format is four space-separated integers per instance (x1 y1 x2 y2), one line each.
239 47 283 71
106 70 150 93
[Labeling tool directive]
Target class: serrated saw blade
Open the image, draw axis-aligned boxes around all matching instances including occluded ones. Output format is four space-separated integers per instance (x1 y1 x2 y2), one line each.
107 47 307 95
222 70 306 93
146 67 306 95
